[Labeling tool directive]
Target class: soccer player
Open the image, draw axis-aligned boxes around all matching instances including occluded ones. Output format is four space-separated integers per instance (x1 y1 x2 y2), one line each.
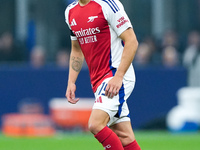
65 0 141 150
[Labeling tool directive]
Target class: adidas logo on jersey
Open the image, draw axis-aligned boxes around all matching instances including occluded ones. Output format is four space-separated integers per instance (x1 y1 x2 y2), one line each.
70 19 77 26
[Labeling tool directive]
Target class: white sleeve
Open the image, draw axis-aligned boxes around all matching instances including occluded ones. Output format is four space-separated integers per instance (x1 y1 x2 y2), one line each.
64 6 77 41
102 0 132 36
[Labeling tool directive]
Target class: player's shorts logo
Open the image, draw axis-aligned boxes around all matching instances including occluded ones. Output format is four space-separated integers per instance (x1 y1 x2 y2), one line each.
88 16 98 23
95 96 103 103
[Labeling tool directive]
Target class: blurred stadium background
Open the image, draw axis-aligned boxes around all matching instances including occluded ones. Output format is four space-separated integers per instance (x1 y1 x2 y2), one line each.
0 0 200 149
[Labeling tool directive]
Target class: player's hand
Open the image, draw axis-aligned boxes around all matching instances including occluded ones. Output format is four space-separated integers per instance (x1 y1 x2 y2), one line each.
105 76 123 98
66 82 80 104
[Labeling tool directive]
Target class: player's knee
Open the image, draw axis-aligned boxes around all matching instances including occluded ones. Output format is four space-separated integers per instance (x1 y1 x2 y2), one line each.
88 121 104 135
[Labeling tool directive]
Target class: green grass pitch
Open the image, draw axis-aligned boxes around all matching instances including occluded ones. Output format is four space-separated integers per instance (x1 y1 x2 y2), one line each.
0 131 200 150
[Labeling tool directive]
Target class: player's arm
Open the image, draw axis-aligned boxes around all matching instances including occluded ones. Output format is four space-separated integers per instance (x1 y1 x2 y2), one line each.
117 27 138 78
66 40 84 104
105 28 138 98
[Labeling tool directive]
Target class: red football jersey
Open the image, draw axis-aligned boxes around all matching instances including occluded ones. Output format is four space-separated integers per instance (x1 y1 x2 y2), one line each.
65 0 135 92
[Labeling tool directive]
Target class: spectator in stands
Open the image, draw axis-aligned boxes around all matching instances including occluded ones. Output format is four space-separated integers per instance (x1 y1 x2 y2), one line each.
161 30 179 50
162 46 180 68
30 45 46 68
183 31 200 86
56 49 70 68
133 42 152 66
0 32 25 63
143 36 161 64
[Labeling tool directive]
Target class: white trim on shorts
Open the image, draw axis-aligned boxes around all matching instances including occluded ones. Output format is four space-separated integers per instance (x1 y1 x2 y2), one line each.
93 77 135 127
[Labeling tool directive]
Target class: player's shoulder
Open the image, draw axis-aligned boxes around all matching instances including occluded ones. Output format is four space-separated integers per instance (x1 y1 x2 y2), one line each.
65 1 78 13
93 0 119 6
94 0 120 4
67 0 78 8
65 1 79 24
93 0 122 13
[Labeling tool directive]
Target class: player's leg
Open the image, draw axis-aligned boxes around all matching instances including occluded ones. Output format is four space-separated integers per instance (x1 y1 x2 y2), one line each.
88 109 124 150
110 121 135 146
88 109 109 135
110 121 141 150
